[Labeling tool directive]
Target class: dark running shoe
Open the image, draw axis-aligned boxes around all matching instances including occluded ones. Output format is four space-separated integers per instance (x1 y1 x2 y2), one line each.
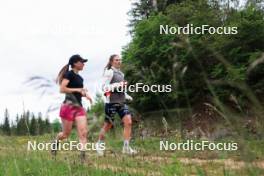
80 150 86 163
51 139 59 157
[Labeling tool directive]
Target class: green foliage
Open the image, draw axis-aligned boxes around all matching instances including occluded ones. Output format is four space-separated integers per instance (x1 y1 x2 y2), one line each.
161 158 186 175
122 0 264 113
90 93 104 116
52 119 61 133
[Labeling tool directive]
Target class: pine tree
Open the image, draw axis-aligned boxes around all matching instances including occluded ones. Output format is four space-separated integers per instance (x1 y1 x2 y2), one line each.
37 112 45 135
25 110 30 134
44 117 51 133
29 113 37 136
15 114 19 135
17 114 28 135
3 109 11 135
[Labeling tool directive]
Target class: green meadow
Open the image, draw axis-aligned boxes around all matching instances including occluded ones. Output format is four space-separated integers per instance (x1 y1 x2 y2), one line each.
1 126 264 176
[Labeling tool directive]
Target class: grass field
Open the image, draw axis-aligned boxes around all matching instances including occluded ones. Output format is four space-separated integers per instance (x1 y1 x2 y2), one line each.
1 128 264 176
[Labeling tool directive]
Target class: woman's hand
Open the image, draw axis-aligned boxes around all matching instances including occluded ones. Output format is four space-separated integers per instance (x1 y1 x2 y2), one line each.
85 94 93 104
75 88 87 97
120 81 127 87
80 88 93 104
125 94 133 102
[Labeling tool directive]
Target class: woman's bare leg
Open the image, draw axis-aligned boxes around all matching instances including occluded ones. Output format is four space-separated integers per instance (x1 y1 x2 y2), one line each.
75 116 88 151
98 122 113 141
51 118 73 156
95 122 112 156
57 118 73 140
75 115 88 162
122 115 132 141
122 115 137 154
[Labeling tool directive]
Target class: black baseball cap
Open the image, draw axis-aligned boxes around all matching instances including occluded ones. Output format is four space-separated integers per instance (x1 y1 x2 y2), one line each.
68 54 88 66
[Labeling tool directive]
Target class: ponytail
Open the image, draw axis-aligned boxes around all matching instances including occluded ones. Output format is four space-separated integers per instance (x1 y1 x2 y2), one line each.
104 54 118 71
56 64 69 84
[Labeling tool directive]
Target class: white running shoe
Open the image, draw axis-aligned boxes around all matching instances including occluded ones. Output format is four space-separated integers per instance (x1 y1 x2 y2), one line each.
122 146 138 155
95 142 104 156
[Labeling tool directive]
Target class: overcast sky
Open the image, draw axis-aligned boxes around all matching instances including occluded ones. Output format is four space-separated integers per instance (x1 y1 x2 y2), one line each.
0 0 132 123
